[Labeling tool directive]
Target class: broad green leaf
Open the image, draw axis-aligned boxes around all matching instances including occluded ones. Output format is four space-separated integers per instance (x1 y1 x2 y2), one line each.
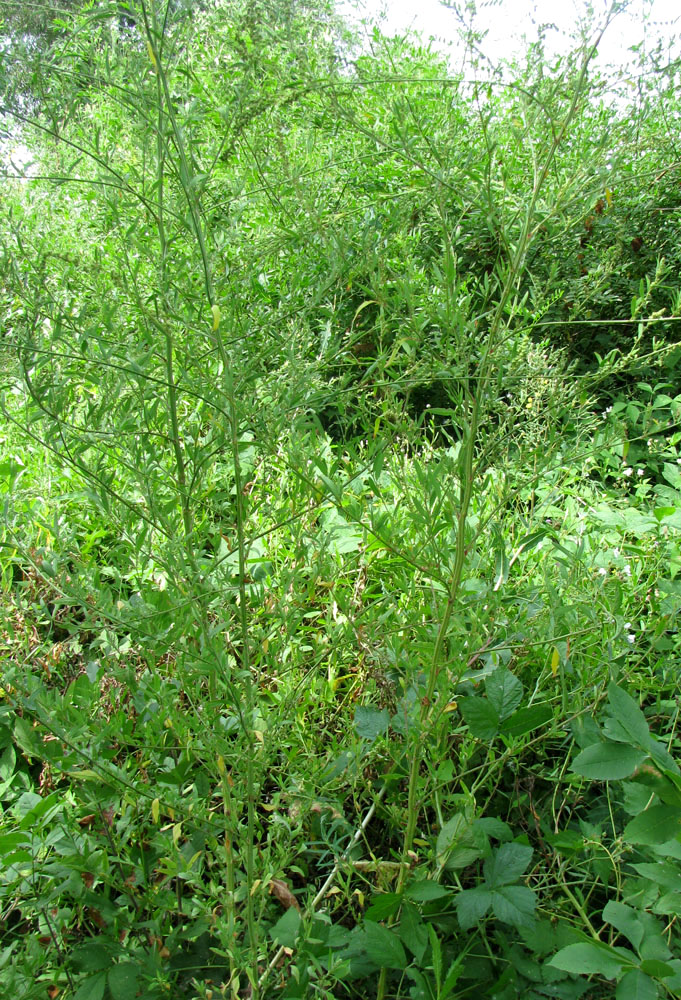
365 893 402 921
455 887 493 930
549 942 627 978
108 964 140 1000
571 743 646 780
623 805 681 846
639 959 675 978
459 697 500 740
633 861 681 891
484 842 533 887
437 812 481 870
405 880 451 902
645 742 680 776
364 920 407 970
606 684 651 745
602 901 644 950
269 907 300 948
486 667 523 721
474 816 513 841
501 704 553 739
354 706 390 742
492 885 536 928
73 973 108 1000
615 969 658 1000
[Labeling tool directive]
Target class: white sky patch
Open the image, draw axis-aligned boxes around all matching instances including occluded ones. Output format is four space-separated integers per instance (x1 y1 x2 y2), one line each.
338 0 681 72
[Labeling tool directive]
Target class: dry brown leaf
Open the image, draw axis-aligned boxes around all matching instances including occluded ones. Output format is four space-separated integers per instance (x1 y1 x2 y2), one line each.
269 878 300 911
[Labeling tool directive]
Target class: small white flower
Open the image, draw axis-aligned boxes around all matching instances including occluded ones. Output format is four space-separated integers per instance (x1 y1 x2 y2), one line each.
598 567 607 576
623 565 632 577
613 547 620 558
637 468 644 476
627 633 635 644
623 467 633 477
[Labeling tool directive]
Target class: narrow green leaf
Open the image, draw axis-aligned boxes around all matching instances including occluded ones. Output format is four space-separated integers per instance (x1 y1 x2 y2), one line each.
571 743 646 780
429 924 443 988
494 547 509 591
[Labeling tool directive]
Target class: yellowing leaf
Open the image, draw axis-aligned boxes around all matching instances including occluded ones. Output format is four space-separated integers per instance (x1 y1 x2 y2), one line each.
152 798 160 824
146 39 157 69
605 188 613 208
551 647 560 676
211 304 221 331
172 823 182 846
217 755 225 774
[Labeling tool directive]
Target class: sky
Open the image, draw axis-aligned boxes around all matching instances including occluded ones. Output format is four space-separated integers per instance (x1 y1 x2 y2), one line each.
337 0 681 72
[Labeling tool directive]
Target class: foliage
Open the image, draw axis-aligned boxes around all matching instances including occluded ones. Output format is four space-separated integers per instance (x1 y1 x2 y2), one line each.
0 0 680 998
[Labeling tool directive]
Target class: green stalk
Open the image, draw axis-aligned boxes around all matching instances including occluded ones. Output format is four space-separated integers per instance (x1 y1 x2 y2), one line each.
142 7 260 992
377 21 609 1000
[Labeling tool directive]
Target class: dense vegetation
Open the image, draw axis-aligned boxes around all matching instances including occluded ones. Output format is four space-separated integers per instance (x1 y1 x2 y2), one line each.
1 1 681 997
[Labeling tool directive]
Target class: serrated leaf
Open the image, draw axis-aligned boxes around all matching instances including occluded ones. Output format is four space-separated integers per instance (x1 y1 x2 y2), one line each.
549 942 627 978
399 902 428 962
571 743 646 780
616 969 658 1000
483 842 533 887
486 667 523 721
623 805 681 845
455 887 493 930
459 697 500 740
501 704 553 738
492 884 536 928
354 706 390 742
364 920 407 970
365 892 402 921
